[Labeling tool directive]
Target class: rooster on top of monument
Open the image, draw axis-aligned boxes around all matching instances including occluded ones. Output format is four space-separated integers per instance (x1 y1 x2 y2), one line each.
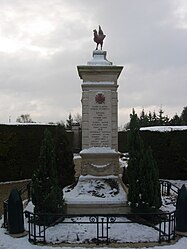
93 25 106 50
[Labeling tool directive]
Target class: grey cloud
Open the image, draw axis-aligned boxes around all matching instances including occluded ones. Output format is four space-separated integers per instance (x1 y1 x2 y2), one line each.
0 0 186 125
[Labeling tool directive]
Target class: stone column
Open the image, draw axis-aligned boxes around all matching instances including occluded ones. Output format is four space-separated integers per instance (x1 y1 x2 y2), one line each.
77 50 123 176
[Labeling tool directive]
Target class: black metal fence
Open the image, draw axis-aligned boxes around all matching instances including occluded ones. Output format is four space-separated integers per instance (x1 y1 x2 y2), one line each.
25 211 176 245
160 180 179 196
3 180 178 245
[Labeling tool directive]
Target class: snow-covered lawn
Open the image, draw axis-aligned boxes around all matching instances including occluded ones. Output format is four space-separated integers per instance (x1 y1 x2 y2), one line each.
1 179 187 249
31 216 159 244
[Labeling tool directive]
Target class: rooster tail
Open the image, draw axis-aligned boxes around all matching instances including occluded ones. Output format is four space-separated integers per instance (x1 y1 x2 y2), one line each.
98 25 104 35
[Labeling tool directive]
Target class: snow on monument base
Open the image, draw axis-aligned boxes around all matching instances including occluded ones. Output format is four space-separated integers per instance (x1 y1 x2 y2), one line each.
64 148 129 214
64 175 130 214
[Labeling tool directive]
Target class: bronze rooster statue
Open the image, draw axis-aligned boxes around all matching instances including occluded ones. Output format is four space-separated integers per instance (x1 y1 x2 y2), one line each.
93 25 106 50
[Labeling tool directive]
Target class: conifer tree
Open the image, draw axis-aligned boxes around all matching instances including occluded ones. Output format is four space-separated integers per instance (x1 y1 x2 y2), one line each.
126 109 143 209
138 147 161 210
169 114 181 125
32 129 64 214
139 109 149 127
181 106 187 125
152 111 158 126
158 108 164 125
126 109 161 212
148 111 153 126
54 125 75 188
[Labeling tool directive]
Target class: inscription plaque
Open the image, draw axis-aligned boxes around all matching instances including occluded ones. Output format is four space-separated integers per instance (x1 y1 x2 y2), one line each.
89 91 112 147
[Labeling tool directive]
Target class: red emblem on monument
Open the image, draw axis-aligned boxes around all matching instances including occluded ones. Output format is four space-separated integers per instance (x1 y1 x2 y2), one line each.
95 93 105 104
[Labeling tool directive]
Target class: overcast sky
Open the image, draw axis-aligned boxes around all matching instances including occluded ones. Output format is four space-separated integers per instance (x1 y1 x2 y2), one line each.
0 0 186 126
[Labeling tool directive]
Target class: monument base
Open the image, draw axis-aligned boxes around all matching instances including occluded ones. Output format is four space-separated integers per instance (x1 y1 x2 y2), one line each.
65 203 130 215
80 147 120 176
63 175 130 214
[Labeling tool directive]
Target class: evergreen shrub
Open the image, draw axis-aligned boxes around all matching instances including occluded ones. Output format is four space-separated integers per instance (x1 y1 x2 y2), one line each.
32 129 64 218
119 130 187 179
125 109 161 212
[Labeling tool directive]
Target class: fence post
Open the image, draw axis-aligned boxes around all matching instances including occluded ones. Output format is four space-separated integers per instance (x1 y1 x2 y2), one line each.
27 212 31 241
33 213 36 244
174 211 176 240
106 217 109 245
160 181 163 196
27 182 31 202
167 182 171 196
168 213 171 242
43 214 46 243
96 216 99 245
158 215 161 243
101 217 104 239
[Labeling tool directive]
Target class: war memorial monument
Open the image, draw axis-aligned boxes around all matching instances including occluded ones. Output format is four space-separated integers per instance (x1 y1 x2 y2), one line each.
64 26 129 214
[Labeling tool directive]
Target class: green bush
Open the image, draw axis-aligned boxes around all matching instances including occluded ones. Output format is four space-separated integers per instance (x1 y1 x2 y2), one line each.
32 129 64 216
119 130 187 180
125 109 161 212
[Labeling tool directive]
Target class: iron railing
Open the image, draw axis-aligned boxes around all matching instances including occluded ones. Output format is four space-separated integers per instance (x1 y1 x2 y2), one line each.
158 211 176 243
25 211 176 245
2 179 178 245
159 180 179 196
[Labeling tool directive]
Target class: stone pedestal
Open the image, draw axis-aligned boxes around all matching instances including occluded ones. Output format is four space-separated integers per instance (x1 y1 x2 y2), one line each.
80 147 120 176
64 50 129 214
65 175 129 215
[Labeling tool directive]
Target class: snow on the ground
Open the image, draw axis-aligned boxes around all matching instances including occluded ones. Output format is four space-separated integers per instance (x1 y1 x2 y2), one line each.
160 179 185 213
167 180 187 189
1 213 187 249
1 180 187 249
44 216 158 244
160 196 176 213
140 126 187 132
160 179 187 213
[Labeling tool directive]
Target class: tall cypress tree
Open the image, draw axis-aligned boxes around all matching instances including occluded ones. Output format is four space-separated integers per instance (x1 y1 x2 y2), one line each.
126 109 161 212
139 109 149 127
139 147 161 211
32 129 64 214
126 109 143 209
181 106 187 125
54 125 75 189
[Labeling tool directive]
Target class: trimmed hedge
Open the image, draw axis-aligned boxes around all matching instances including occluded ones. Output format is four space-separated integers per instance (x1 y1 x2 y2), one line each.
0 124 73 182
118 131 128 152
118 130 187 180
1 125 186 181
